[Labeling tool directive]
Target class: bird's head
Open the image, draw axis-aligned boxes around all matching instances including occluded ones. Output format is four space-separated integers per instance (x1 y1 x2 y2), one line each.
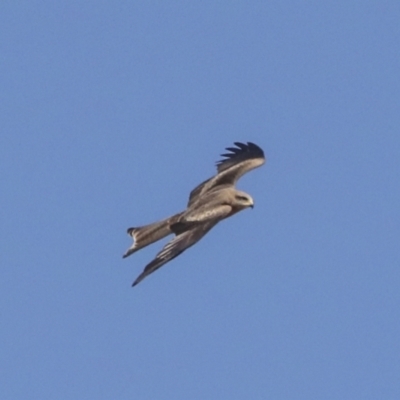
233 190 254 209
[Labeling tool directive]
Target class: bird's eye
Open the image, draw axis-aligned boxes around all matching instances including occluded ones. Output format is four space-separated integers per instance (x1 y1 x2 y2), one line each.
236 195 248 201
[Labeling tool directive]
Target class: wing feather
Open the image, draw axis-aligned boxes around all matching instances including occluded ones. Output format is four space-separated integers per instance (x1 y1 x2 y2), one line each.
188 142 265 206
216 141 264 173
170 203 231 235
132 221 217 286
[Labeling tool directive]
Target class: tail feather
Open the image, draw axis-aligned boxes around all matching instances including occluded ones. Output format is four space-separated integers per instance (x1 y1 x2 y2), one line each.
127 227 136 236
123 213 182 258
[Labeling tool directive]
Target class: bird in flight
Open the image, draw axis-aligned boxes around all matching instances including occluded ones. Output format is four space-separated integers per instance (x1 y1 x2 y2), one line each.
123 141 265 287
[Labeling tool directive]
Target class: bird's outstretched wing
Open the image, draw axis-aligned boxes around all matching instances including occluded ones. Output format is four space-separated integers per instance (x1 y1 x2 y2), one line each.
188 142 265 206
132 221 217 287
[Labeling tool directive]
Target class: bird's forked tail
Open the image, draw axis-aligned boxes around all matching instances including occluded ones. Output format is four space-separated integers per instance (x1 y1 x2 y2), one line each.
123 212 182 258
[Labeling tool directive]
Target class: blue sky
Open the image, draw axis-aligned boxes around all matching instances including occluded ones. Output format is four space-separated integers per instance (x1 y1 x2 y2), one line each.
1 1 399 399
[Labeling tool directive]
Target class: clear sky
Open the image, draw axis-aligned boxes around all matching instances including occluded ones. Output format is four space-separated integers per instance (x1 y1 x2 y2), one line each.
1 1 399 399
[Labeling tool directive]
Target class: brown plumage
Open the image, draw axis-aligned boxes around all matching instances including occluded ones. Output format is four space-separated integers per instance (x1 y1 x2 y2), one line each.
123 142 265 287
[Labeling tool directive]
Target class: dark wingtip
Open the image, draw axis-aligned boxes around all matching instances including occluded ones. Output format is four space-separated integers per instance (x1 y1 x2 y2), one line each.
132 277 141 287
220 141 264 158
216 141 264 170
233 141 248 150
132 270 147 287
123 246 137 259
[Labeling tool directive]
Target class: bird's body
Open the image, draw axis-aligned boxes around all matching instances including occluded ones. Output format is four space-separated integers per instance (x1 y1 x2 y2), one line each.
123 142 265 286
